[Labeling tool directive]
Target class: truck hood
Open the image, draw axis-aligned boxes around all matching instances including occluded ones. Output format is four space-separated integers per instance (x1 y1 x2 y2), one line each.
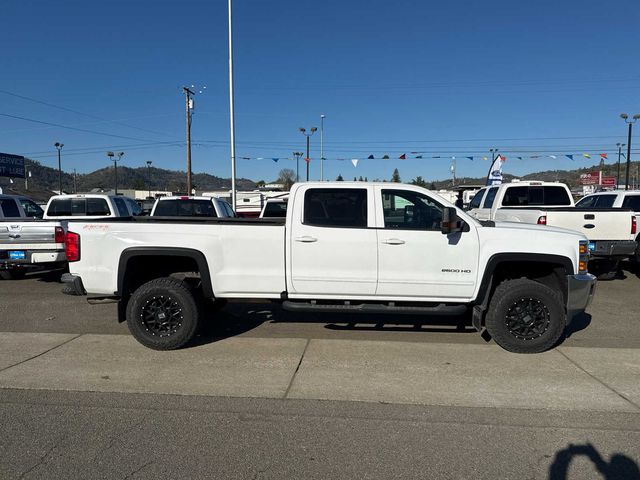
490 221 587 239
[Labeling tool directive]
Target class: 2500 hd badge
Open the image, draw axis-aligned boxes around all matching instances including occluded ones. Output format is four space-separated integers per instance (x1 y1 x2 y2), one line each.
441 268 472 273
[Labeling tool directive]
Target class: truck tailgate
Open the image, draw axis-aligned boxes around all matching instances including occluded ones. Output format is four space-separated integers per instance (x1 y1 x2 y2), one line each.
544 210 634 240
0 222 61 248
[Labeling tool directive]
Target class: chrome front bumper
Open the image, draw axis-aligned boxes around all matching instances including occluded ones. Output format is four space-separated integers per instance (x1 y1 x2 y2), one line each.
567 273 597 319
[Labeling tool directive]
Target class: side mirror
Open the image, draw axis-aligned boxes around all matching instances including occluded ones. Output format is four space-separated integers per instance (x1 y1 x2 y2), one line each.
441 207 465 234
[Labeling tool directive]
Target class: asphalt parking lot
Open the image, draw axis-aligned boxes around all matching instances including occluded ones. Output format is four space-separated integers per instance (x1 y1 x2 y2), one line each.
1 262 639 349
1 264 639 479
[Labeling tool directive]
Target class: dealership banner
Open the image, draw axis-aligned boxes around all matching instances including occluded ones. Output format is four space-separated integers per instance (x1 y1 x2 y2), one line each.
0 153 25 179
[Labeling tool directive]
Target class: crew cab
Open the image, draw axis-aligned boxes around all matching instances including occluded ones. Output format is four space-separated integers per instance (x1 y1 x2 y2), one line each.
467 181 636 261
150 196 235 218
61 182 596 354
0 194 65 279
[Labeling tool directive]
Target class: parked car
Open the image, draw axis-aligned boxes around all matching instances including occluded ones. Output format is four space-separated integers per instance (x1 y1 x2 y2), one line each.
44 194 141 220
259 198 287 218
62 182 595 354
0 194 64 279
150 196 236 217
467 181 637 266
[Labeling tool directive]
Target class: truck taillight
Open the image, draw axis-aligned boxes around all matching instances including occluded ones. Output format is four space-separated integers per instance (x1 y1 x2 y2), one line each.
537 215 547 225
65 231 80 262
632 216 637 235
54 226 65 243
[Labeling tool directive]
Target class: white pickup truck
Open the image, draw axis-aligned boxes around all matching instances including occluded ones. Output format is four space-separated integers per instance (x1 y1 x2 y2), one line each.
0 194 66 279
467 181 637 261
61 182 596 354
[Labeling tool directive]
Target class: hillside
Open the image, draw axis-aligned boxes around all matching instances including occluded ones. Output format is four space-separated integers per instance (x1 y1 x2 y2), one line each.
0 159 256 202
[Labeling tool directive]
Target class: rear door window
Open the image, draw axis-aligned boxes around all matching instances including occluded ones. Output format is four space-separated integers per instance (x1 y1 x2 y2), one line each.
482 187 499 208
0 199 21 217
304 188 367 228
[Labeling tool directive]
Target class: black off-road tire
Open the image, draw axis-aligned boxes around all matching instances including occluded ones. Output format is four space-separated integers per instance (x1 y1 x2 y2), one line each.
0 269 27 280
485 278 566 354
126 277 201 350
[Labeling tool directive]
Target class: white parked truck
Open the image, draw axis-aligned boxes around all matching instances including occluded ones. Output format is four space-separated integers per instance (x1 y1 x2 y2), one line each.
467 181 637 261
150 196 236 218
61 182 596 354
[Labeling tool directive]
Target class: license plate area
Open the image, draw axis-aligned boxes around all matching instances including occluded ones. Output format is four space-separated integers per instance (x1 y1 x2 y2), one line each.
8 251 26 260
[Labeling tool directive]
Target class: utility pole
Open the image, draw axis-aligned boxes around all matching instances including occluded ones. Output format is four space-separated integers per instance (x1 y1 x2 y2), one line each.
320 114 325 181
54 142 64 193
73 169 77 193
299 127 317 182
293 152 304 183
616 143 626 189
183 86 194 196
621 113 639 191
146 161 153 198
107 151 124 195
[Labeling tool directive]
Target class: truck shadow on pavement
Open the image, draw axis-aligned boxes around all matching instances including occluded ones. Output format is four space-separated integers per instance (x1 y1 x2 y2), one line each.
548 443 640 480
564 312 592 339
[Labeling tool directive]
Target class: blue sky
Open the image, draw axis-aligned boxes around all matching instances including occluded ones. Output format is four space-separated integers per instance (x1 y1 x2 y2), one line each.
2 0 639 184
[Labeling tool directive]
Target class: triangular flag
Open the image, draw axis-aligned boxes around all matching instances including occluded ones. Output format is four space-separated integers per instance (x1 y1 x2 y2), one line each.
549 155 557 159
382 154 389 159
415 155 423 159
337 158 345 161
517 156 523 160
566 154 574 161
399 154 406 160
304 157 311 164
583 154 591 159
256 157 264 160
242 157 251 160
432 156 441 159
599 153 607 159
466 156 474 161
451 156 456 160
531 155 540 159
482 156 488 161
351 159 359 167
500 155 506 161
272 158 279 163
367 155 374 159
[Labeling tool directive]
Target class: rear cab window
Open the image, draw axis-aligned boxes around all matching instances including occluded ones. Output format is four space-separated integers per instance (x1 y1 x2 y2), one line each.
154 199 217 217
303 189 367 228
622 195 640 210
47 197 112 217
0 199 21 218
502 185 571 206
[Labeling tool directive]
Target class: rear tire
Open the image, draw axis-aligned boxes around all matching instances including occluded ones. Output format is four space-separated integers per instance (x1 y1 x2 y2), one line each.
485 278 566 354
126 277 201 350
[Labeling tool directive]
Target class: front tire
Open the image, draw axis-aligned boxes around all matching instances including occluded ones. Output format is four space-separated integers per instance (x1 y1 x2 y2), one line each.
485 278 565 354
126 277 201 350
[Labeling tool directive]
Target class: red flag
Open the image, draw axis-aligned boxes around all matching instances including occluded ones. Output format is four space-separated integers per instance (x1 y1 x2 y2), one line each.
304 157 311 164
399 154 406 160
599 153 607 159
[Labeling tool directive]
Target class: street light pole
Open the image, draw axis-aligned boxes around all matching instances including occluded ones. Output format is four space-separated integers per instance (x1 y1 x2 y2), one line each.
183 86 194 195
299 127 317 182
228 0 237 211
616 143 626 189
146 161 153 198
54 142 64 194
621 113 639 191
320 114 325 181
107 151 124 195
293 152 303 183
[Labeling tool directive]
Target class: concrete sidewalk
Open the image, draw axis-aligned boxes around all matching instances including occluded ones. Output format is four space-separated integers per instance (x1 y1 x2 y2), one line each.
0 332 638 413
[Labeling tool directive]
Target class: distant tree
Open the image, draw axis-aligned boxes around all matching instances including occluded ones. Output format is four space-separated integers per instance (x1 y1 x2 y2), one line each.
133 178 146 190
358 176 364 181
255 180 266 188
429 182 437 190
277 169 296 191
336 174 344 181
411 176 428 188
364 177 368 182
391 168 401 183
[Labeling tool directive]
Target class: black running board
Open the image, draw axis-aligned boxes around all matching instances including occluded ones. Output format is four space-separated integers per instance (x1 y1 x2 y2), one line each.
282 300 467 316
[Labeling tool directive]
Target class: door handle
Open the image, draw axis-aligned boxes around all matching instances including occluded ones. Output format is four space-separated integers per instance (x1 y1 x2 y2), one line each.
382 238 405 245
295 236 318 243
